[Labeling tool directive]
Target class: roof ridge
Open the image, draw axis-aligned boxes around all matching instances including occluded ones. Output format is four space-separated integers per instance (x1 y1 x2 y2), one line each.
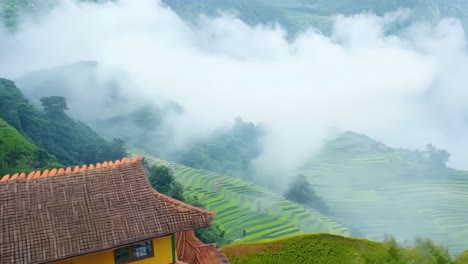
0 156 143 183
152 189 216 219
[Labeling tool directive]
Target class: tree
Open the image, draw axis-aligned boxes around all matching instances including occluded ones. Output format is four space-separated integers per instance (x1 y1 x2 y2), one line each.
284 174 329 214
424 144 450 167
147 165 184 200
186 195 228 247
94 138 127 163
146 165 228 247
285 174 315 204
40 96 68 115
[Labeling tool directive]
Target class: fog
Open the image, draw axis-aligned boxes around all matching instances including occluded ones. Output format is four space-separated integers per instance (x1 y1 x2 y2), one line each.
2 0 468 173
3 0 468 250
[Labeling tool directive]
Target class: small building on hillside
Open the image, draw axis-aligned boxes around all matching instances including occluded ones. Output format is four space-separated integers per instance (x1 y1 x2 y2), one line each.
0 157 228 264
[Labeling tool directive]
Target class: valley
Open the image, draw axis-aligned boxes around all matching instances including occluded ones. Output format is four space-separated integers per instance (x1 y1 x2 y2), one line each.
2 0 468 263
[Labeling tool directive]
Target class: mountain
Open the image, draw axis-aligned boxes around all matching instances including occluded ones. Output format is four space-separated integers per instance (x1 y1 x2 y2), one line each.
15 61 184 155
130 148 351 243
164 0 442 34
0 77 126 167
133 129 468 254
13 61 468 251
0 0 55 28
3 0 466 34
299 131 468 253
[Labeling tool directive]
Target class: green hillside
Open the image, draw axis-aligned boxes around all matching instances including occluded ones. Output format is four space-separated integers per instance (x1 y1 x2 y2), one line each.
15 61 187 156
130 148 350 243
222 233 467 264
0 117 58 175
0 77 126 167
133 130 468 254
299 131 468 253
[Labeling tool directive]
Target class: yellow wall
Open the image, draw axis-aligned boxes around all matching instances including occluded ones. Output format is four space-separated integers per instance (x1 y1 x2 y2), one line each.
53 235 173 264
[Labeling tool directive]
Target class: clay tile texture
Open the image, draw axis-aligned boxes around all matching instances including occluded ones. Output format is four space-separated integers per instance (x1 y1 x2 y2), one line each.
0 158 215 264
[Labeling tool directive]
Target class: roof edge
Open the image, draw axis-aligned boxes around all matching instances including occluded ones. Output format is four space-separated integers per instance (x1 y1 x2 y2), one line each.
0 156 142 183
152 189 216 225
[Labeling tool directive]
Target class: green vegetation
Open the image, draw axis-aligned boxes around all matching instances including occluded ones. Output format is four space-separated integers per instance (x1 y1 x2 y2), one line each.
131 148 350 244
0 77 126 169
0 117 58 175
164 0 443 34
457 251 468 263
15 61 185 158
3 0 464 34
299 131 468 253
284 174 329 214
144 161 228 247
185 195 229 247
147 163 185 202
222 234 468 264
135 128 468 254
176 117 261 179
1 0 104 29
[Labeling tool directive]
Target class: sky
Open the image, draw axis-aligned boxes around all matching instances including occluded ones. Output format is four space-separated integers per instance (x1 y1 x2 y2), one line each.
1 0 468 175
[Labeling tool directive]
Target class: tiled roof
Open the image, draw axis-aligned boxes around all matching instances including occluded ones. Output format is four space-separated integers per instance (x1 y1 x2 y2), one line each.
0 157 215 264
176 230 229 264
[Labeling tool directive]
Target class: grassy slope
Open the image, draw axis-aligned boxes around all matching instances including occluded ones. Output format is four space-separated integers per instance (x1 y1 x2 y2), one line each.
222 234 386 264
458 251 468 263
129 148 350 243
222 233 468 264
300 131 468 253
132 130 468 254
0 117 57 175
0 117 36 175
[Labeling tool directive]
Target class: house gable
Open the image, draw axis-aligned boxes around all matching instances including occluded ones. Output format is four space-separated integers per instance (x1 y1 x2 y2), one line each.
0 157 215 264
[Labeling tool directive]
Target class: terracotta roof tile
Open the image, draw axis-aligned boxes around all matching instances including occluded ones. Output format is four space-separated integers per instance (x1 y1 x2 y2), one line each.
0 157 215 264
33 170 41 179
41 169 49 177
18 173 26 180
27 171 35 180
49 169 57 177
10 173 19 181
0 174 9 182
176 230 228 264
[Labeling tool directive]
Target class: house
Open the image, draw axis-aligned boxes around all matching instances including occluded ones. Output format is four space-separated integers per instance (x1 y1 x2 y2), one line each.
0 157 228 264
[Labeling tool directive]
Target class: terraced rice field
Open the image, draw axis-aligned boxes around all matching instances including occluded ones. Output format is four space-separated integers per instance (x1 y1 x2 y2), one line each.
299 133 468 253
130 131 468 253
129 148 350 243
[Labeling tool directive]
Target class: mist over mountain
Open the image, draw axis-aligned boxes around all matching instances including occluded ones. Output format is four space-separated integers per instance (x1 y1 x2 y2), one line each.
2 0 468 170
2 0 468 254
15 61 185 151
3 0 468 34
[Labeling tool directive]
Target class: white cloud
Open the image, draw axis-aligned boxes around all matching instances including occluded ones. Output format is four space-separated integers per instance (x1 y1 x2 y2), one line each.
1 0 468 173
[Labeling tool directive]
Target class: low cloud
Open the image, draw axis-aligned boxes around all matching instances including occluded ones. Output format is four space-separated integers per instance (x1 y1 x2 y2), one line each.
1 0 468 174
